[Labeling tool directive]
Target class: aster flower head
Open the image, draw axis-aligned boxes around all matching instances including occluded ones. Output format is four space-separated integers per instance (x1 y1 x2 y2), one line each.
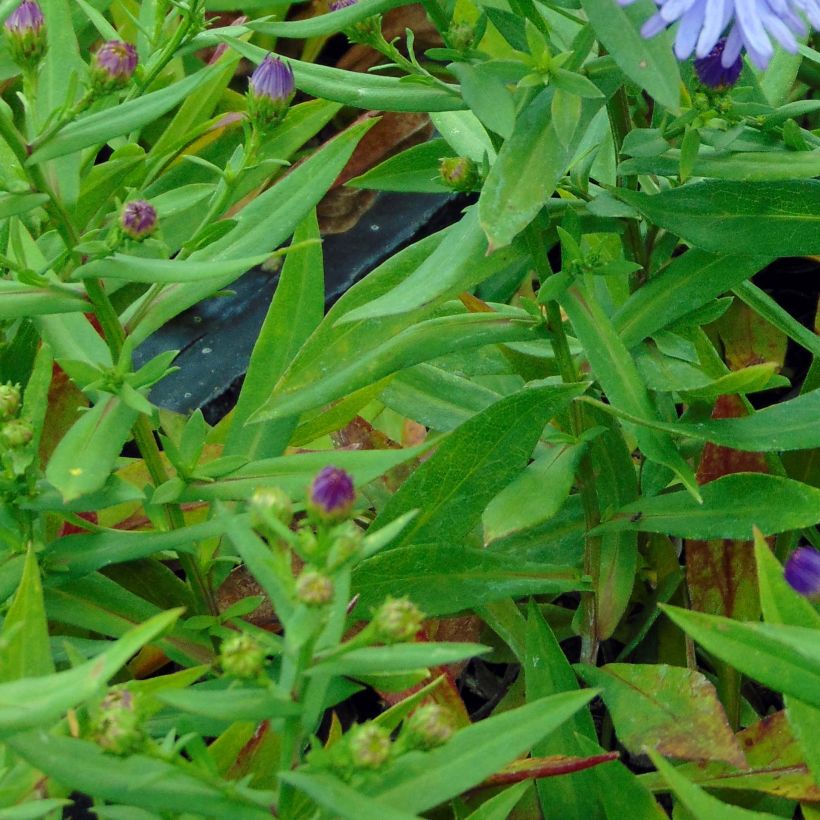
618 0 820 70
309 466 356 520
247 54 295 131
4 1 46 68
694 37 743 87
784 547 820 599
120 200 157 241
91 40 138 92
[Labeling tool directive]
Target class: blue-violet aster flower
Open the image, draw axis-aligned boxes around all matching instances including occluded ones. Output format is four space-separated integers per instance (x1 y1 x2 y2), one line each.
120 200 157 241
784 546 820 599
617 0 820 69
4 1 46 67
91 40 138 91
309 466 355 519
247 54 295 130
694 37 743 86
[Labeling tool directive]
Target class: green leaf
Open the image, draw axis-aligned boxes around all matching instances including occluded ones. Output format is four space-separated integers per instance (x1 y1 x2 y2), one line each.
282 771 419 820
369 690 597 812
157 686 301 721
616 181 820 256
0 192 49 219
353 545 588 615
463 782 531 820
479 89 604 249
347 138 450 194
0 609 180 737
338 209 524 323
7 732 273 819
596 473 820 538
576 664 745 767
225 211 324 460
646 749 782 820
371 383 588 548
250 312 544 423
309 643 489 677
29 65 222 163
580 0 681 111
0 547 53 681
661 605 820 708
0 281 88 319
560 281 698 496
45 394 139 502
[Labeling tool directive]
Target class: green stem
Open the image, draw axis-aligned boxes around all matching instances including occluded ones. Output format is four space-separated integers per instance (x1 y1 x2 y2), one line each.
525 225 602 663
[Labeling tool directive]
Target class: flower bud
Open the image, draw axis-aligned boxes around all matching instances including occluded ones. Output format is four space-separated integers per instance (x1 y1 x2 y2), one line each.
309 466 355 521
120 199 157 241
326 523 363 569
247 54 295 131
372 597 423 644
4 1 45 69
439 156 479 192
249 486 293 530
219 632 266 679
89 690 143 755
784 547 820 600
0 418 32 448
404 704 454 749
295 569 334 606
90 40 138 93
447 21 476 51
348 724 391 769
0 383 21 419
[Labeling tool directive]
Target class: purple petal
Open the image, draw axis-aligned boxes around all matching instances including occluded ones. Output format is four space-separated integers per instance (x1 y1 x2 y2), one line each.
675 0 708 57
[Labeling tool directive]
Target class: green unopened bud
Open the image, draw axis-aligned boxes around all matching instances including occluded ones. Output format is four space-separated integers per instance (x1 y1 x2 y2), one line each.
0 383 21 419
0 418 32 448
372 597 424 644
220 632 266 679
326 523 363 569
404 704 454 749
447 21 476 51
89 690 144 755
4 2 46 70
349 723 391 769
295 569 334 606
439 156 479 192
249 486 293 530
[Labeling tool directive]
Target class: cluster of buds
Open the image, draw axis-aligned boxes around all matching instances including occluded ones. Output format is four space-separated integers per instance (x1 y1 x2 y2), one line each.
89 690 144 756
120 199 157 241
438 156 480 193
0 384 31 451
219 632 267 679
90 39 138 94
246 54 295 132
4 1 46 70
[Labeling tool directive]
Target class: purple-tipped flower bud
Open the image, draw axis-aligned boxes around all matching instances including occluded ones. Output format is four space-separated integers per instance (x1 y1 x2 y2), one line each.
404 704 454 749
296 569 335 606
784 547 820 599
247 54 295 131
309 466 355 520
1 418 32 448
349 724 391 769
4 1 46 69
0 384 21 419
694 39 742 90
220 632 266 679
372 596 424 644
89 690 144 755
330 0 357 9
439 156 479 192
91 40 137 92
120 200 157 241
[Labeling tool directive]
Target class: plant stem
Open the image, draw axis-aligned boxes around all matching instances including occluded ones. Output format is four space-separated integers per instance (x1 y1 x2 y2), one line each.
525 225 602 662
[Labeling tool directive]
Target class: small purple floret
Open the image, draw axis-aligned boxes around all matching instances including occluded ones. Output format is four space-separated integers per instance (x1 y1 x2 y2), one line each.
784 547 820 599
694 38 743 88
4 1 44 34
120 200 157 240
249 54 294 102
310 467 355 517
330 0 357 9
93 40 137 83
